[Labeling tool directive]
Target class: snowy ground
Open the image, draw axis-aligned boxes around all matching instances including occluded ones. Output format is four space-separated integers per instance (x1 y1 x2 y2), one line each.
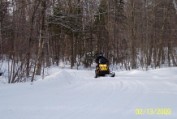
0 67 177 119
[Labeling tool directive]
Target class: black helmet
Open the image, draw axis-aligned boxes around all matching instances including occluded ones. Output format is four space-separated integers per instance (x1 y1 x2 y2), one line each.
94 52 104 58
98 52 103 57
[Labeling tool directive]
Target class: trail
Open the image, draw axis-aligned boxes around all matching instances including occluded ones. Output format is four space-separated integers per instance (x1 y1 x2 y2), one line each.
0 68 177 119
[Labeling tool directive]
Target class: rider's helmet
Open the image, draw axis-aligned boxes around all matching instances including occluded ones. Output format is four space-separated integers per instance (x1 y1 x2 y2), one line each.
98 52 103 57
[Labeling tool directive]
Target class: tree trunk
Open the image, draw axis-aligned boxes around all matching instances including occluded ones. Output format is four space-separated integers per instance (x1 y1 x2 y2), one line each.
0 22 2 57
36 0 46 75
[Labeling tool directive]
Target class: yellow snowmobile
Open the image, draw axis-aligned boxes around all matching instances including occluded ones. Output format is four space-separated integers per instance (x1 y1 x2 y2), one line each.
95 63 115 78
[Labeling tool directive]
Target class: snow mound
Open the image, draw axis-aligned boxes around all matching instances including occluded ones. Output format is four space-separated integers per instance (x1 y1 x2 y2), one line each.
0 76 6 85
44 70 75 85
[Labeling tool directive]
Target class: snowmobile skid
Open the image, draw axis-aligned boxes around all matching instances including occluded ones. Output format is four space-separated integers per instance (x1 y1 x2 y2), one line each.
95 72 115 78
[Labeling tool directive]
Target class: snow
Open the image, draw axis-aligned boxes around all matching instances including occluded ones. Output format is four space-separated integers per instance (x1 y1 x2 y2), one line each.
0 67 177 119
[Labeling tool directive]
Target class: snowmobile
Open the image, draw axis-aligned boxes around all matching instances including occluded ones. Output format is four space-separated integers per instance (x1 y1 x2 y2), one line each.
95 63 115 78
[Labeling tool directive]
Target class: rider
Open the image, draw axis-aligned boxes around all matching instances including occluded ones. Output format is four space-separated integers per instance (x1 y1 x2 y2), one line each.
95 52 109 66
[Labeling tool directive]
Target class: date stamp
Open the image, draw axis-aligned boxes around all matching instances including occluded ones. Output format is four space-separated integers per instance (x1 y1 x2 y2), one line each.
135 108 172 115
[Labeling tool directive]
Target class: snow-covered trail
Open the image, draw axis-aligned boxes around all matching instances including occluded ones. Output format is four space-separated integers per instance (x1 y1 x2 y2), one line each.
0 67 177 119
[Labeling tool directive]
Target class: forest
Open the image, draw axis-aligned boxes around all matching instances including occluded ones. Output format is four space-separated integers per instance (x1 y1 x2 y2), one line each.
0 0 177 83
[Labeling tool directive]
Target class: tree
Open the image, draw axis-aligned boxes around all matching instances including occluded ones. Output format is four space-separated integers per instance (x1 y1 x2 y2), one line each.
35 0 47 75
0 0 9 58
